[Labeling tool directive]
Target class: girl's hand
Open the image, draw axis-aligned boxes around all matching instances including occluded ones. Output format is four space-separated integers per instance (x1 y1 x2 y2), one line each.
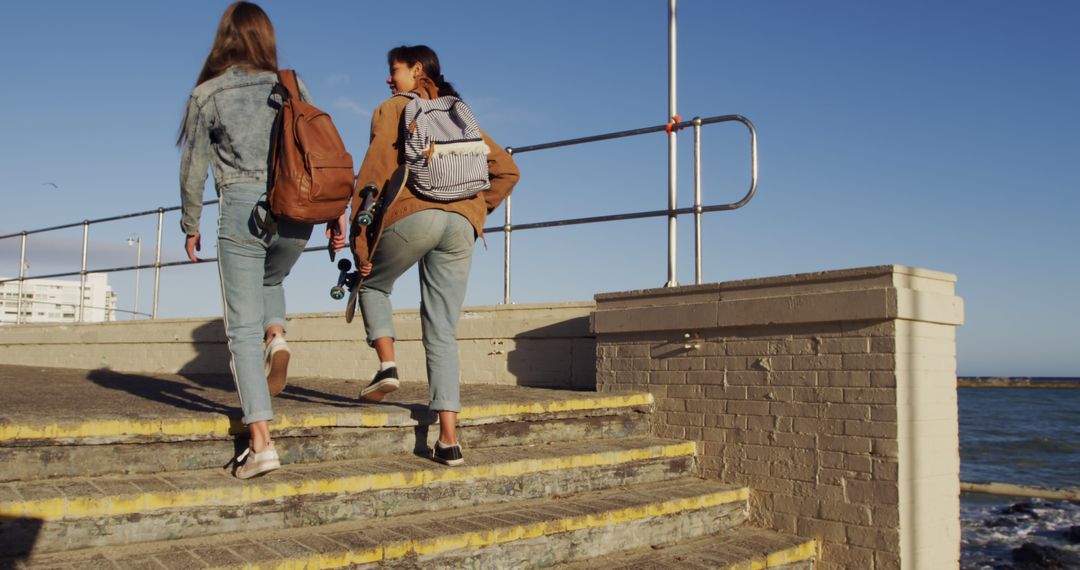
185 233 202 262
359 262 373 277
326 213 347 252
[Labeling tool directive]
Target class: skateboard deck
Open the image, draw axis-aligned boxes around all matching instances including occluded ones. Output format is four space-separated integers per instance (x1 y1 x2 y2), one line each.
340 166 409 323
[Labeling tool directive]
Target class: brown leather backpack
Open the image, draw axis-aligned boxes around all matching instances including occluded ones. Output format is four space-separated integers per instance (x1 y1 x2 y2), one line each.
266 70 354 225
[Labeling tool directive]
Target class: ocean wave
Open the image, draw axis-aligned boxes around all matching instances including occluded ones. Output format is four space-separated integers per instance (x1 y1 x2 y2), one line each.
961 497 1080 569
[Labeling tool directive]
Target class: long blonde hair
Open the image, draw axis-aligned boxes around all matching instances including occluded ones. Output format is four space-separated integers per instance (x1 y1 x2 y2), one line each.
177 2 278 146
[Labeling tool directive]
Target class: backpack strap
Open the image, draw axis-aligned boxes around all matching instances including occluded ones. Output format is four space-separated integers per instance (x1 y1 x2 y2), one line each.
275 69 301 101
253 200 278 238
261 70 301 237
398 92 423 134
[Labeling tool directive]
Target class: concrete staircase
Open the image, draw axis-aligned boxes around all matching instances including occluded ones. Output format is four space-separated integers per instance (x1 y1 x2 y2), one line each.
0 365 815 569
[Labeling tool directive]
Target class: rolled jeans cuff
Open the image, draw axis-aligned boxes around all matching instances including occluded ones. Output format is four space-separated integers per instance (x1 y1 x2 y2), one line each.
263 317 286 332
242 410 274 425
366 330 396 347
429 399 461 413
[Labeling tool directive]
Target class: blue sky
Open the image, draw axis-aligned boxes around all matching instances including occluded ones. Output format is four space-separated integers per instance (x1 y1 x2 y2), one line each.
1 1 1077 376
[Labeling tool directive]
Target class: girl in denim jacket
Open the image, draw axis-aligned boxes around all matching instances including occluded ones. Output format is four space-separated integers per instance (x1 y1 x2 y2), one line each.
178 2 331 479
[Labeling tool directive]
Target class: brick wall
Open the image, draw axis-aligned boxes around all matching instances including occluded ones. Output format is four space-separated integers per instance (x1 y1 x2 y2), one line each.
592 265 963 570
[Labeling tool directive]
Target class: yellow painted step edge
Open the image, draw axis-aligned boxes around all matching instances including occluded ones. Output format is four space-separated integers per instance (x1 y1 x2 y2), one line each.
255 487 748 570
0 441 696 521
717 539 818 570
762 540 818 568
0 393 653 443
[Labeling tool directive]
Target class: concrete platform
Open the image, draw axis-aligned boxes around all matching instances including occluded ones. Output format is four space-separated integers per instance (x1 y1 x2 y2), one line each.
0 365 651 445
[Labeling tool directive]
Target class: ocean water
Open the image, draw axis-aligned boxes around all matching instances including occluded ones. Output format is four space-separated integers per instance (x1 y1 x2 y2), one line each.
959 387 1080 569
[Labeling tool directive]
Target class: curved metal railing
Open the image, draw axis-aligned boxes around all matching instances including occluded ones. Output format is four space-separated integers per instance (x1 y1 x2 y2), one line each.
0 114 757 321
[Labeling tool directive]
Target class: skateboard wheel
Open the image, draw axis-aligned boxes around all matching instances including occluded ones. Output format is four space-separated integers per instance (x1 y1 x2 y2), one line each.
330 286 345 300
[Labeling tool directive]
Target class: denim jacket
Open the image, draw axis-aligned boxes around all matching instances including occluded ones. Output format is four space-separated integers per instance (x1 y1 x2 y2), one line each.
179 66 311 235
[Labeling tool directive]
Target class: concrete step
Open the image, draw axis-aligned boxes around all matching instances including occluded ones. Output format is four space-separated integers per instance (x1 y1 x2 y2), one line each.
8 478 748 569
0 438 696 555
554 527 817 569
0 410 651 483
0 365 652 481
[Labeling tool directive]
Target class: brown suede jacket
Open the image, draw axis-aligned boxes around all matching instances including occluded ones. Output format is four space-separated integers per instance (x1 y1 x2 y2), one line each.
350 78 520 263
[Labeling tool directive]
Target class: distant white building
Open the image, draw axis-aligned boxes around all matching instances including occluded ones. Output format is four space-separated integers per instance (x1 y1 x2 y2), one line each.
0 274 117 324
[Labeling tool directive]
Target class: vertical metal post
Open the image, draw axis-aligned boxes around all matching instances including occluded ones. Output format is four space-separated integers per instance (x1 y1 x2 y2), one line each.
503 147 515 305
503 194 513 305
693 117 703 285
665 0 679 287
79 221 88 323
152 208 163 319
17 232 26 324
132 237 142 319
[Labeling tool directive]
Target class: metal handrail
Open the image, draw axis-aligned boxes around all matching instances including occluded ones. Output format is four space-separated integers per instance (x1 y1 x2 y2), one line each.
1 258 204 282
1 114 757 319
0 202 217 241
0 296 152 319
495 114 757 301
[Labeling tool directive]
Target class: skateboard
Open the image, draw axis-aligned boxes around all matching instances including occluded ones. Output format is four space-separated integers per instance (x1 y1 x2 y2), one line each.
330 167 409 323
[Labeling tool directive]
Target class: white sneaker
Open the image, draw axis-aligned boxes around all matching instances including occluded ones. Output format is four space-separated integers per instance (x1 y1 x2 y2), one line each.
233 442 281 479
264 335 290 397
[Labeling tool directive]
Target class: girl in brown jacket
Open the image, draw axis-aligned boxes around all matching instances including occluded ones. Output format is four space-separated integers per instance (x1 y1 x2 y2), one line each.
347 45 519 465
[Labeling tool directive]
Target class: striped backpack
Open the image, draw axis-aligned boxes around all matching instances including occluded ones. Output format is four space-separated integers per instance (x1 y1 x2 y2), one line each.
399 92 491 201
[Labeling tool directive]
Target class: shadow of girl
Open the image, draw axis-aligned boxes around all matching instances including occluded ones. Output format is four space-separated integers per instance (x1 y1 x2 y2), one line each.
97 319 389 415
86 368 237 418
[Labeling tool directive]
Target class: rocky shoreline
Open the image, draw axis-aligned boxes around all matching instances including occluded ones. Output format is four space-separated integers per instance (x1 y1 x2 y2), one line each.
962 498 1080 569
959 377 1080 389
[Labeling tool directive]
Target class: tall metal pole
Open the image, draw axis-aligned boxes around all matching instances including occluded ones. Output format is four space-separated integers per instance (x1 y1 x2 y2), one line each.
666 0 679 287
153 208 163 319
128 235 142 319
503 194 512 304
693 118 703 285
17 232 26 324
135 242 142 318
79 221 88 323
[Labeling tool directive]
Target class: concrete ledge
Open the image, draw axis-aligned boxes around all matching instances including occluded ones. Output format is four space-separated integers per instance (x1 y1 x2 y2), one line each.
594 264 956 305
592 265 962 334
0 301 596 388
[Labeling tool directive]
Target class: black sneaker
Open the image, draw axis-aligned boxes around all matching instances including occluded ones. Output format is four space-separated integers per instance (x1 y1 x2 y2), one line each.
432 440 464 466
359 367 400 402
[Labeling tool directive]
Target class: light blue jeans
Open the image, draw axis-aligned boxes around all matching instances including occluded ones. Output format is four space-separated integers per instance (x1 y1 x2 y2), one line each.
360 209 475 413
216 183 312 424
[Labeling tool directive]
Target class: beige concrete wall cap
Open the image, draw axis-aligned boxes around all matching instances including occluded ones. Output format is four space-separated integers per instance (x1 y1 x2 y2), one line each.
591 265 962 334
